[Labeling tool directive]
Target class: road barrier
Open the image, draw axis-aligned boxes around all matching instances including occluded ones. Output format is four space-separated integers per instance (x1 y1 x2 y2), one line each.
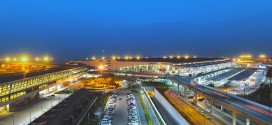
153 88 190 125
142 88 166 125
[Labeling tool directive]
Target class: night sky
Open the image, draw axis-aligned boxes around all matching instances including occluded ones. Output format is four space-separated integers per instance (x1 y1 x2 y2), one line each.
0 0 272 61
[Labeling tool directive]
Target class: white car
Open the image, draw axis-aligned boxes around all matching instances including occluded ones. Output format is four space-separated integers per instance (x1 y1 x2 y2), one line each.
129 106 136 110
129 111 137 115
101 119 111 125
128 121 138 125
130 108 137 112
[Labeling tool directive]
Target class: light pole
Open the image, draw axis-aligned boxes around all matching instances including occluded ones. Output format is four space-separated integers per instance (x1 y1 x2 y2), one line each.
13 114 15 125
270 75 272 124
98 65 104 76
51 98 53 107
29 108 32 123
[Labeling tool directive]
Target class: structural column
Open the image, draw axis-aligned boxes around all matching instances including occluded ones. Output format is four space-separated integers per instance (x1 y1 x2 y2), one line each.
172 81 175 90
220 105 224 111
232 112 236 125
246 118 250 125
194 92 198 105
184 87 187 96
177 84 180 94
209 100 213 113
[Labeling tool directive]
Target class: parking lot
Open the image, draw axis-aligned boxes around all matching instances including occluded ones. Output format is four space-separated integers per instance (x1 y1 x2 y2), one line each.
112 95 129 125
101 92 142 125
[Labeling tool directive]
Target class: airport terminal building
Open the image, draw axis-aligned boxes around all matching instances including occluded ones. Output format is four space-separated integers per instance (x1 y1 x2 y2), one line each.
71 58 234 77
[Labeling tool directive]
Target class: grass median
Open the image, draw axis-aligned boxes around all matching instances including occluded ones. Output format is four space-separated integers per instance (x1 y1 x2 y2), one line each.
137 90 153 125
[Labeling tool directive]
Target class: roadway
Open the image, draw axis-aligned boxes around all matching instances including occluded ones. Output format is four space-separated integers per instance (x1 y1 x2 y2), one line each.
169 75 272 124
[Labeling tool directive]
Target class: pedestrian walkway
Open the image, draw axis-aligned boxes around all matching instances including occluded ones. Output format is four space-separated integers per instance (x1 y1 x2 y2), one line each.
0 94 69 125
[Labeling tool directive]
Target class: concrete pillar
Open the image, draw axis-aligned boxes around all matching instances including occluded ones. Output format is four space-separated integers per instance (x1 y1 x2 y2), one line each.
177 84 180 94
246 118 250 125
210 100 213 113
220 105 223 111
6 104 10 112
232 112 236 125
184 87 187 98
194 92 198 105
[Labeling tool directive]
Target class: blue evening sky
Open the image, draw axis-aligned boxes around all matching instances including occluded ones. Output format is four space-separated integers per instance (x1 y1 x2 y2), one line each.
0 0 272 61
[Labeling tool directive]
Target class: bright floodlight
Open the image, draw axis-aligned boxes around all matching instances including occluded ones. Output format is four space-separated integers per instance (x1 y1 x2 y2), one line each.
136 56 141 60
35 57 40 61
5 57 10 62
259 54 266 58
184 55 190 59
111 56 116 60
21 57 28 62
44 57 49 61
98 65 104 70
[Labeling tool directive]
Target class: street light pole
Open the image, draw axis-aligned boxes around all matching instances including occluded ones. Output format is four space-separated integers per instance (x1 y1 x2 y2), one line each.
29 108 32 123
13 114 14 125
270 76 272 124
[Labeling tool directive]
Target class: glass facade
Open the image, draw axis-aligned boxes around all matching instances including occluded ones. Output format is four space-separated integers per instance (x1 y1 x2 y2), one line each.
0 67 86 103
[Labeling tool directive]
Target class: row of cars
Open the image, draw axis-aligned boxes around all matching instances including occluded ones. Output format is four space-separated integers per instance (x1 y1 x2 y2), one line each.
193 105 211 119
127 94 139 125
101 94 118 125
44 94 56 100
179 92 211 119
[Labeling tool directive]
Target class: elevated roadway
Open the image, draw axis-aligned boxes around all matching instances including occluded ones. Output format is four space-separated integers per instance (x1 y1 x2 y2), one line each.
168 75 272 125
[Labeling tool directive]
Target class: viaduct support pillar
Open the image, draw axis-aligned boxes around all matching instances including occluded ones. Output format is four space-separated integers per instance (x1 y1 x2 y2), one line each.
194 92 198 105
246 118 250 125
184 87 187 97
232 112 236 125
209 100 213 113
220 105 223 111
177 84 180 94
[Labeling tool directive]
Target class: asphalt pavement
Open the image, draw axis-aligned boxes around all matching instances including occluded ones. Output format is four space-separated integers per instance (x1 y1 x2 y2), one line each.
112 95 129 125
